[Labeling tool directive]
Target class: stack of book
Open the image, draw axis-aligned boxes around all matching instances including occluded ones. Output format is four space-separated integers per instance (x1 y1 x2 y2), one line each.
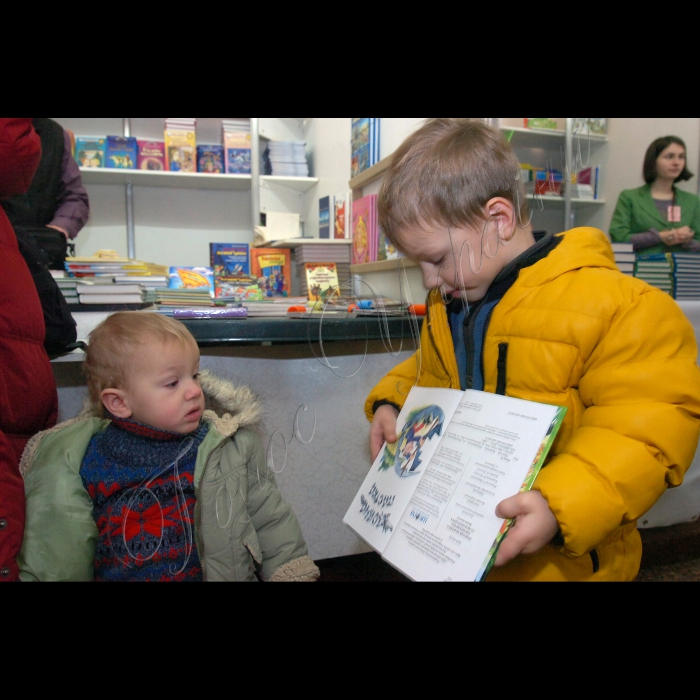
672 253 700 300
611 241 634 276
153 288 216 307
65 255 168 281
294 241 352 294
262 141 309 177
634 254 674 295
75 280 147 306
222 119 251 174
164 118 197 172
56 277 79 305
351 118 380 178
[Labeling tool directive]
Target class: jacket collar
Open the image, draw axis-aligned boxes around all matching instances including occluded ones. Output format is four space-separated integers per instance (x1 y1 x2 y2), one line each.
637 183 676 227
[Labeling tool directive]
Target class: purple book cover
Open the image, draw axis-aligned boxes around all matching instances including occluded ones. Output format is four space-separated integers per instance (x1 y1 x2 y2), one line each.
137 140 166 171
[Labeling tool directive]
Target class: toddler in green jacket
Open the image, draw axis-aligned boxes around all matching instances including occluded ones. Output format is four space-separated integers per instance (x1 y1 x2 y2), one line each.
19 311 319 582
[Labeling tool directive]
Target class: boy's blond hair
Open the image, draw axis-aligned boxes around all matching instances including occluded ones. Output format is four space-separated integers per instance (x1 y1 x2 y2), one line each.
378 118 529 249
83 312 197 417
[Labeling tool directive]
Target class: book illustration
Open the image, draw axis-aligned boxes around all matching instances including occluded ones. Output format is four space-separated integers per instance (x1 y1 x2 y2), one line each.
224 131 252 174
351 194 377 265
351 118 371 178
377 226 401 261
210 242 250 275
168 266 214 293
137 140 166 170
343 385 567 581
380 404 446 478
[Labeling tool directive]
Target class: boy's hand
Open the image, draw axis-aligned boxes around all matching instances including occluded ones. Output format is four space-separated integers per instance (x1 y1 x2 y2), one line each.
370 404 399 462
492 491 559 567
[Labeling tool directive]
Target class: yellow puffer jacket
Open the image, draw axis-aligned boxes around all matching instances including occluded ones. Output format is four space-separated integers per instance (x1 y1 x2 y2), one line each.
365 227 700 581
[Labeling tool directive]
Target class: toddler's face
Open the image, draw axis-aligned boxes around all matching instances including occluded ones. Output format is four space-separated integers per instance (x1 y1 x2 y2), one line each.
400 222 506 303
120 337 205 433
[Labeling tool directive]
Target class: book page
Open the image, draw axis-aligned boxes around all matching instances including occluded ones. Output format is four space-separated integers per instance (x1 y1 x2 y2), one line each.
381 390 566 582
343 386 464 554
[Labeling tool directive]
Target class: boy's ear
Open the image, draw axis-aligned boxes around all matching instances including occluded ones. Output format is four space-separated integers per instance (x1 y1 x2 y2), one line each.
100 388 132 419
485 197 517 241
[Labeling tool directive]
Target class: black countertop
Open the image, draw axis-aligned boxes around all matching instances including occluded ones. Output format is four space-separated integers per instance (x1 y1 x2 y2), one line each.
179 314 423 346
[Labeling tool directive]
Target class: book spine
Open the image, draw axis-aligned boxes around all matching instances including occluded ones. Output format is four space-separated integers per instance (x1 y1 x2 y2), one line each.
594 166 600 199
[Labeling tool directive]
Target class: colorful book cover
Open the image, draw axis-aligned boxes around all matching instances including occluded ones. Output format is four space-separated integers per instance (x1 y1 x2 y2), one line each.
210 242 256 298
377 226 402 262
305 262 340 302
351 194 377 265
525 118 558 130
105 136 138 169
164 128 196 172
224 131 252 174
334 191 351 239
250 248 291 297
351 118 371 178
197 144 225 174
319 196 331 239
137 140 166 170
168 266 214 293
75 137 106 168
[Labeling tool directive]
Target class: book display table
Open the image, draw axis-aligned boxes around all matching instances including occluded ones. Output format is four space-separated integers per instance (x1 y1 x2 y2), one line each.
50 303 700 560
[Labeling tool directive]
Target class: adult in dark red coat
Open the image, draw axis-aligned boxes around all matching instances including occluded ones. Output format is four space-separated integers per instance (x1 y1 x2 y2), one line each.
0 118 58 582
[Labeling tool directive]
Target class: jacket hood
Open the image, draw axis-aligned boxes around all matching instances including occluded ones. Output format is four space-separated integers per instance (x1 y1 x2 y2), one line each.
520 227 617 287
20 370 264 477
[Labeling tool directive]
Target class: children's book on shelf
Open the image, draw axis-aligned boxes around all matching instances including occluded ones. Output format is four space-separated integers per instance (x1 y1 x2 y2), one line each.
350 118 380 178
137 140 166 170
534 169 563 196
574 118 607 135
164 122 196 173
334 191 352 239
319 195 331 239
351 193 378 265
105 136 138 169
304 262 340 302
197 144 225 174
75 137 106 168
223 130 252 174
343 385 567 582
250 247 292 297
210 242 256 298
168 266 214 294
377 226 402 262
525 118 559 130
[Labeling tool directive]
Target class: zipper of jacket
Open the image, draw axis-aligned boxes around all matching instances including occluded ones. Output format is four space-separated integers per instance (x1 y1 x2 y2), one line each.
195 437 228 582
426 300 451 382
463 302 498 391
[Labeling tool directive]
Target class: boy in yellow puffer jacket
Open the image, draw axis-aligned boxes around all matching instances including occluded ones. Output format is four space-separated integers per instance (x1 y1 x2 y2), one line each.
366 118 700 581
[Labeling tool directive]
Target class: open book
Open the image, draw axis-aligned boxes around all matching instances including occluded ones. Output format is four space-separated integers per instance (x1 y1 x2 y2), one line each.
343 386 566 581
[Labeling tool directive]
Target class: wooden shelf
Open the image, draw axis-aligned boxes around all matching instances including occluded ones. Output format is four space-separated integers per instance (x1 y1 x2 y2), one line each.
349 153 393 191
254 238 353 249
350 258 418 274
79 167 252 191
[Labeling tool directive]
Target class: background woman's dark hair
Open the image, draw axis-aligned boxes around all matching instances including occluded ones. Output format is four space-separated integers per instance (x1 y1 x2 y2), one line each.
643 136 694 184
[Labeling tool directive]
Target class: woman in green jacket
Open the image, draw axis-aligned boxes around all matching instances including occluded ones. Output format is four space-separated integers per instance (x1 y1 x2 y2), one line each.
609 135 700 255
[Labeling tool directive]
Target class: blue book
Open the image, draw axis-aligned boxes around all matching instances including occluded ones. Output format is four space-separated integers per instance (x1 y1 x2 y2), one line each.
75 137 106 168
319 196 331 239
105 135 138 169
209 242 250 274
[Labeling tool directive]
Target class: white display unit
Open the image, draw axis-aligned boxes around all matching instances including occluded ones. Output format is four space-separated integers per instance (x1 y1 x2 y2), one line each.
53 118 318 268
495 118 609 232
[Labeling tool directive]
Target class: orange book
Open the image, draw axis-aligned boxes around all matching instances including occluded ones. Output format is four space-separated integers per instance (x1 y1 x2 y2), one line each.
250 248 291 297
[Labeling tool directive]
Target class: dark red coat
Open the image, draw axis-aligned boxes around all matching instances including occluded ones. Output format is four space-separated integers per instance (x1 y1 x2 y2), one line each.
0 118 58 582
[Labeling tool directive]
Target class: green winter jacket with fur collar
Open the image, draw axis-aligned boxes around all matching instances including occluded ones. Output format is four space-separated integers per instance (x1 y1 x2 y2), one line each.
18 370 319 582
